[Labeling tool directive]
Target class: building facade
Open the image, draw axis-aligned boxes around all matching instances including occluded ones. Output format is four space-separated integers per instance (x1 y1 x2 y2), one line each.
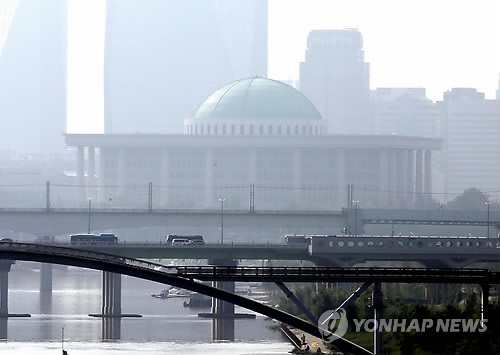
299 29 372 134
438 88 500 200
104 0 268 134
67 79 440 211
0 0 67 155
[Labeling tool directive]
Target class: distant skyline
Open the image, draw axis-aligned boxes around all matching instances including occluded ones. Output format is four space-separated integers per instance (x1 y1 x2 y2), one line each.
4 0 498 134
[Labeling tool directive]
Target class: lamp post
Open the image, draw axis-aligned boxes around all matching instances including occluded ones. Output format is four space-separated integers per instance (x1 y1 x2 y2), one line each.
352 200 359 236
219 198 225 244
87 198 92 234
485 201 491 238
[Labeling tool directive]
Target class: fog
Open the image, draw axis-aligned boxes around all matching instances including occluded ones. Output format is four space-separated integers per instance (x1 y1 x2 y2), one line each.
0 1 498 232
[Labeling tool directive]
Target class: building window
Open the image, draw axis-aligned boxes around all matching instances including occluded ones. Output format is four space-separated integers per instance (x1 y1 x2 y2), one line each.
277 125 282 135
231 125 235 135
214 125 218 135
287 125 291 135
200 125 204 135
240 125 245 135
315 126 318 135
309 126 312 135
195 125 198 134
249 125 254 135
295 126 299 135
268 125 273 135
259 125 264 135
207 125 211 135
222 125 227 135
302 126 306 135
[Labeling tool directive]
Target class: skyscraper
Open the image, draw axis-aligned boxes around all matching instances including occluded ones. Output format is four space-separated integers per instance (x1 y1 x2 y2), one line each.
299 29 372 134
0 0 67 155
438 88 500 199
104 0 268 134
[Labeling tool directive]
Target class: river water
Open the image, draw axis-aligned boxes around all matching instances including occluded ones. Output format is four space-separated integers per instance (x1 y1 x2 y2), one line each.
0 262 291 354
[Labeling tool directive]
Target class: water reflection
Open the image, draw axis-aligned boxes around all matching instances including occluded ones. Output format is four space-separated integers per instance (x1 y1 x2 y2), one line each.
102 317 121 340
0 317 6 339
39 291 52 314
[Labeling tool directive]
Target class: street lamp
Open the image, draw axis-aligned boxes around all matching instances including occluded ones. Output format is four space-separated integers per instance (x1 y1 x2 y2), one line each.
352 200 359 236
87 197 92 234
485 201 491 238
219 198 225 244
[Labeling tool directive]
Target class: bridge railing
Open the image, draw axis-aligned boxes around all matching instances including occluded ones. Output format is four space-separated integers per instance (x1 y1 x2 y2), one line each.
1 242 499 284
0 242 178 274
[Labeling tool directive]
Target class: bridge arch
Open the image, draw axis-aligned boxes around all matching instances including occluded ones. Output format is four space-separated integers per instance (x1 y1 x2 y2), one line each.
0 243 370 355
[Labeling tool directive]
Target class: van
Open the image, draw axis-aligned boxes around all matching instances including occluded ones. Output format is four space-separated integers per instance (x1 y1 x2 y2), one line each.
166 235 204 245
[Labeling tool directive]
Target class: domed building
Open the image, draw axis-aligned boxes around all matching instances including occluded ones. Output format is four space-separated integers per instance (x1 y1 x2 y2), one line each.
66 78 440 212
184 78 326 136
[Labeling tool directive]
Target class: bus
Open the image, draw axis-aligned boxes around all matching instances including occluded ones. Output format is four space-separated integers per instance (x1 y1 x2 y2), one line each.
70 233 118 246
165 235 204 245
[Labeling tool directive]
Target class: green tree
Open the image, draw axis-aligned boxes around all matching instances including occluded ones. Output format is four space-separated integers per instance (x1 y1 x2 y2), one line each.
446 187 499 210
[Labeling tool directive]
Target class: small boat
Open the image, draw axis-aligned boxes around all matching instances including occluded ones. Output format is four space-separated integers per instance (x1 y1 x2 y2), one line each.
151 287 192 299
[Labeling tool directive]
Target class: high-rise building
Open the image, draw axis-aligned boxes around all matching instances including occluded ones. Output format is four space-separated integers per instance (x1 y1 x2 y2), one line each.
438 88 500 200
104 0 268 134
371 88 440 137
0 0 67 155
299 29 372 134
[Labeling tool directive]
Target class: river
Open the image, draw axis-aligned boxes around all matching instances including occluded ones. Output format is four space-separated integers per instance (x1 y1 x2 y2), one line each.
0 262 291 354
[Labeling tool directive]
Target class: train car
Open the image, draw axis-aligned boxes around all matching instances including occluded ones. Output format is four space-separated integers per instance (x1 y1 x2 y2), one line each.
70 233 118 246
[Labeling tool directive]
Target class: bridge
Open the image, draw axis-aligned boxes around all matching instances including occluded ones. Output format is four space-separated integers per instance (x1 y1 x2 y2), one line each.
35 234 500 268
0 207 497 238
1 242 499 355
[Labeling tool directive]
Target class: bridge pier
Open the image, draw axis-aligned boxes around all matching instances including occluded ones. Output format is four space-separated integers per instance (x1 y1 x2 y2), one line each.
102 271 121 316
102 316 121 340
0 260 14 317
209 259 237 341
40 263 53 292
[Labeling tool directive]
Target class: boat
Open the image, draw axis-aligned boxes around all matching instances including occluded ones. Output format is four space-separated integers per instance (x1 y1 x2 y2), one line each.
151 287 192 299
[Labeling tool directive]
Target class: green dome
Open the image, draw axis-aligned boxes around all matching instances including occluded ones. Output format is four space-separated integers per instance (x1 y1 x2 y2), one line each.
192 78 322 120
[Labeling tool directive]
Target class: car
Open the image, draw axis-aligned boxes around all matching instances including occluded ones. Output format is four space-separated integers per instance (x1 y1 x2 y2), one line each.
0 238 13 243
187 239 205 246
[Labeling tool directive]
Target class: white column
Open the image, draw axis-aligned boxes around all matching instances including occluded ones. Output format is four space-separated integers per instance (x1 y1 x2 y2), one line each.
395 150 406 208
205 149 215 208
379 150 389 207
292 149 301 208
88 146 96 200
336 150 345 210
424 150 432 194
117 149 126 197
406 150 415 207
97 147 105 204
415 150 424 206
249 149 257 184
387 150 398 208
160 149 169 207
77 146 85 203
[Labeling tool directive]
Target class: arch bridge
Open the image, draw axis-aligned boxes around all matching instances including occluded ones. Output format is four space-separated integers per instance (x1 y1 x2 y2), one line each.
1 243 499 355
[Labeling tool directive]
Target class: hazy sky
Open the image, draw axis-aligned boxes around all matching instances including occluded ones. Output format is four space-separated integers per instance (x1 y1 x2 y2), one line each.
66 0 500 133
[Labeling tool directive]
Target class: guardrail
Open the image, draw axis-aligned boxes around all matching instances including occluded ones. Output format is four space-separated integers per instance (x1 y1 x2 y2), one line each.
0 242 499 284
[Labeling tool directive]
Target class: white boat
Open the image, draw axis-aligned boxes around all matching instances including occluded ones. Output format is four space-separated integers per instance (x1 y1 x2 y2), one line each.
151 287 192 299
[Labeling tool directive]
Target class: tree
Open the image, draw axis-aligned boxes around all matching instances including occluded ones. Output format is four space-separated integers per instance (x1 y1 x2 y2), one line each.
446 187 499 210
